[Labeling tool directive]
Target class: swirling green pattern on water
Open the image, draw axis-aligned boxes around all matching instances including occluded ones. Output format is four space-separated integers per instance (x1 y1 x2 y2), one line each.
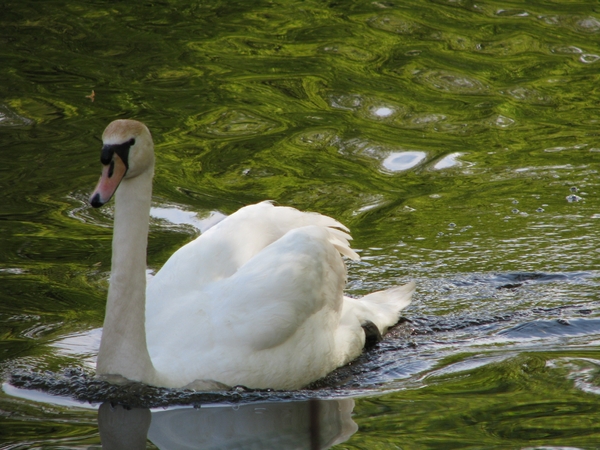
2 0 600 447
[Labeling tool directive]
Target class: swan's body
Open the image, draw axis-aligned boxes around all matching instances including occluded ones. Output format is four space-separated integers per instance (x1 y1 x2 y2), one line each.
91 119 414 390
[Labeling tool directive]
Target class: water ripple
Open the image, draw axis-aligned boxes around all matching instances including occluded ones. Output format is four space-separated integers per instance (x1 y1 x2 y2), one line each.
321 44 376 62
0 104 34 127
413 69 489 95
500 86 554 104
193 109 283 137
367 14 424 35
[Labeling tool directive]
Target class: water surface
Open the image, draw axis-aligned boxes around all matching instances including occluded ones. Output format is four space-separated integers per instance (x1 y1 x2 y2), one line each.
2 0 600 447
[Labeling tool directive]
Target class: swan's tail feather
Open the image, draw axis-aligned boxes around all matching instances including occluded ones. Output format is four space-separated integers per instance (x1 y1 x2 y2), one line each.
326 227 353 243
362 281 415 306
329 236 360 261
308 212 350 233
301 209 359 261
325 226 359 261
359 281 415 333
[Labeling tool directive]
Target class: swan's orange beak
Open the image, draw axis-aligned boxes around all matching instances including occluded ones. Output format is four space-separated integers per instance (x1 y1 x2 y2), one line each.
90 154 128 208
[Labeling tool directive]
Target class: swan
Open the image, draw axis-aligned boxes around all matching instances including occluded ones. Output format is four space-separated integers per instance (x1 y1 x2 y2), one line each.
90 119 415 390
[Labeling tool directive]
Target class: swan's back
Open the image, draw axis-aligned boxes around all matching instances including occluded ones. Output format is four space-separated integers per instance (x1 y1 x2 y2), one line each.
145 202 413 389
147 202 356 299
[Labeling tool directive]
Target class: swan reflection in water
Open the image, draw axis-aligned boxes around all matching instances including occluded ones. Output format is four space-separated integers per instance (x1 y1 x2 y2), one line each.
98 397 357 450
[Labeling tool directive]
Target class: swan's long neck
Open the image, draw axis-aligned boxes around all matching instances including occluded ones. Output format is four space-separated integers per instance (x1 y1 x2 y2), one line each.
96 168 159 385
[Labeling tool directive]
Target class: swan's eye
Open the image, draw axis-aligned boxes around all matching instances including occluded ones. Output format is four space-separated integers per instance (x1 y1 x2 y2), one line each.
101 138 135 169
113 139 135 169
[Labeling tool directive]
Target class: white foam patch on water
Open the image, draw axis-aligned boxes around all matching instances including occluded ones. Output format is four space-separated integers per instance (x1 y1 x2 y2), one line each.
373 106 394 117
382 151 426 172
2 383 97 409
50 328 100 370
150 206 226 232
0 268 26 274
433 152 463 169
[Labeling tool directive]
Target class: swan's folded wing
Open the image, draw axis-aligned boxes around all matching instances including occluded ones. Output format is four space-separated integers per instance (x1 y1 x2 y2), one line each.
147 201 355 308
208 225 347 351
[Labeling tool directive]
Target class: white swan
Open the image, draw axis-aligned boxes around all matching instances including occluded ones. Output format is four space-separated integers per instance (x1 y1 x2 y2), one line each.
90 119 415 390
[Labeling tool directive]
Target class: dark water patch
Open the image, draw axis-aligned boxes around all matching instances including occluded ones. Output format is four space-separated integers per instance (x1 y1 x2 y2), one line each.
499 317 600 340
408 313 517 335
406 301 599 337
492 271 573 284
496 282 523 290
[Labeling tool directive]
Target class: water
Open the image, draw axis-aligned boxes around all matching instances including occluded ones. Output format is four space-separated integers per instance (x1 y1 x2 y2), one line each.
2 0 600 447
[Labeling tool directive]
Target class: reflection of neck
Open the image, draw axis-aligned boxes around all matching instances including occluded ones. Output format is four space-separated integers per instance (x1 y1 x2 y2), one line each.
98 403 151 450
96 169 158 384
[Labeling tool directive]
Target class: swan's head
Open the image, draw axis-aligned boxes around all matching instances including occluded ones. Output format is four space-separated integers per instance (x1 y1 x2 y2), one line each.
90 120 154 208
